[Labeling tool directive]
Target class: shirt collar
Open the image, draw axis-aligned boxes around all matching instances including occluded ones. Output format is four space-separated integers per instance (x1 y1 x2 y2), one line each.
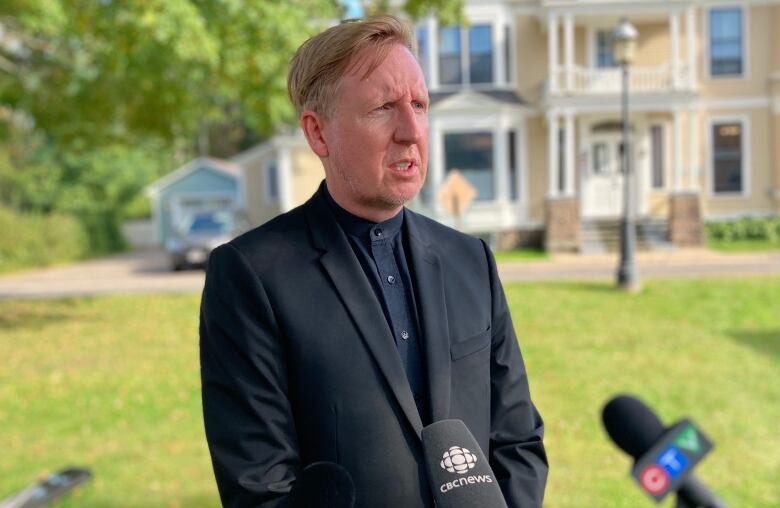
320 181 403 241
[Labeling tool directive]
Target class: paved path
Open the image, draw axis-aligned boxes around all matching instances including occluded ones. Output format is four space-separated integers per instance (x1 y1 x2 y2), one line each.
0 248 778 300
498 248 780 282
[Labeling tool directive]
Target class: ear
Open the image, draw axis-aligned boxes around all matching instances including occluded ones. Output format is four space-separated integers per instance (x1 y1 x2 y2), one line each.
300 110 329 158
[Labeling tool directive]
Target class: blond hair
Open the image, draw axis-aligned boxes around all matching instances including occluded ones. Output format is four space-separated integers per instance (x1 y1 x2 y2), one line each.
287 15 413 118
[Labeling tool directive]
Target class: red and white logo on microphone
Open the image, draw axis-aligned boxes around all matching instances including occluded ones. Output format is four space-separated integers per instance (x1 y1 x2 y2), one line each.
440 446 478 474
639 464 670 495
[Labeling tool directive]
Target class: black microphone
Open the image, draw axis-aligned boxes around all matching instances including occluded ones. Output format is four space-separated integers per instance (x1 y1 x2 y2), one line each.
602 395 729 508
288 461 355 508
421 419 507 508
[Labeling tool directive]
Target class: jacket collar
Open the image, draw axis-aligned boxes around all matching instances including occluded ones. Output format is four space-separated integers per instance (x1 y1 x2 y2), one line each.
304 184 452 434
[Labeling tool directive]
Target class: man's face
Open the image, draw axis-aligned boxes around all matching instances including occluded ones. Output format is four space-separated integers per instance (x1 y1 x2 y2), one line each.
317 43 429 221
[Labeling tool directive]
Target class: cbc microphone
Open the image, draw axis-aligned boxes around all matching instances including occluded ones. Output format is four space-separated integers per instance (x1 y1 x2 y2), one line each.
421 419 507 508
288 461 355 508
602 394 729 508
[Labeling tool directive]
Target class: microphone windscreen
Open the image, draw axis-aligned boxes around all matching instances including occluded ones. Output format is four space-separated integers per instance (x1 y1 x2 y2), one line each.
288 461 355 508
602 394 666 459
421 419 507 508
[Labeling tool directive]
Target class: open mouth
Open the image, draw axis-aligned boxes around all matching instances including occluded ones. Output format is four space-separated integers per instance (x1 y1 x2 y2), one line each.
392 161 416 172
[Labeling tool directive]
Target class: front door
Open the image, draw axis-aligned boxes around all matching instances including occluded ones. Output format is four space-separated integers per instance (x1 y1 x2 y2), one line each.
582 133 629 218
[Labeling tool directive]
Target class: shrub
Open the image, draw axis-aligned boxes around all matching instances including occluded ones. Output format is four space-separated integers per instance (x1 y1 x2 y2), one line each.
705 217 780 244
0 206 89 273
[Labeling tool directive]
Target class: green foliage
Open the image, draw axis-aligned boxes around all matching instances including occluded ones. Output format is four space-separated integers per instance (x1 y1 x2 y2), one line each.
0 205 88 273
0 134 174 254
706 217 780 244
402 0 465 25
0 0 342 145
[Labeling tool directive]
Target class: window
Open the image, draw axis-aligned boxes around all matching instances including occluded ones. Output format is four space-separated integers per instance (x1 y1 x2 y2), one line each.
712 122 743 193
264 160 279 202
558 128 566 192
650 125 664 189
596 30 616 68
438 24 494 86
444 132 494 200
592 143 609 174
508 131 517 200
438 26 462 85
710 8 743 76
469 25 493 84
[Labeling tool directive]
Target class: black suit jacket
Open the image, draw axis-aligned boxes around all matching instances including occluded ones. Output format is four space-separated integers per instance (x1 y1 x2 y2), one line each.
200 188 548 507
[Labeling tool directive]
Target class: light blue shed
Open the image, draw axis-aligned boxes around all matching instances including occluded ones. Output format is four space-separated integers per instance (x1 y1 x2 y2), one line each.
145 157 243 246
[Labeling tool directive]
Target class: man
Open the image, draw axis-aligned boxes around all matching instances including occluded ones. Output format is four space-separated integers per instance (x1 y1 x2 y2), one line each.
200 15 548 508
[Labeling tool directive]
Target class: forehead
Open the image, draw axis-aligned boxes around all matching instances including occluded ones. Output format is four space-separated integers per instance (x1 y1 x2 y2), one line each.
341 44 427 98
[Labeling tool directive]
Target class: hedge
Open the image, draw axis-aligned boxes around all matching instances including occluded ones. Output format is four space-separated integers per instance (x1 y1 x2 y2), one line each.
0 206 89 273
705 216 780 243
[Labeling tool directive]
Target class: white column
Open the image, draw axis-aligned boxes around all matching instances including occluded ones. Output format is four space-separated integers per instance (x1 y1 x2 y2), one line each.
428 16 439 90
495 124 509 202
495 13 506 86
279 147 293 212
686 7 696 89
670 11 681 89
548 111 560 197
564 13 574 92
687 107 699 191
673 108 683 191
564 110 575 196
548 13 559 94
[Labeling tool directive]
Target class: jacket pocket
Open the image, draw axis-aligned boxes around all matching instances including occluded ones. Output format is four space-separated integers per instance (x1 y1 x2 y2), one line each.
450 326 491 361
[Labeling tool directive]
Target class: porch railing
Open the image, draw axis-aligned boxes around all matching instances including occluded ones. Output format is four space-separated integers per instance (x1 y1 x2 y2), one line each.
548 62 693 95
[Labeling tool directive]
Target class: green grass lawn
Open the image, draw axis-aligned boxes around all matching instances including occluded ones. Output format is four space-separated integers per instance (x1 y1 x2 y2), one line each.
707 238 780 252
1 278 778 507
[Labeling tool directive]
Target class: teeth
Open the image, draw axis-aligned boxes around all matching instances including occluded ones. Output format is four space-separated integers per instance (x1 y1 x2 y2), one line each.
395 162 411 170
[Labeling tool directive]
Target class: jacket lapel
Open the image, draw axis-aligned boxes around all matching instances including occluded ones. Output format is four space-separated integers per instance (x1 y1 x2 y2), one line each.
405 210 451 422
304 190 424 438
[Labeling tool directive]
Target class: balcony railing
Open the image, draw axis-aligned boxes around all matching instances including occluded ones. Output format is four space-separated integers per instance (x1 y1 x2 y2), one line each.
548 62 694 96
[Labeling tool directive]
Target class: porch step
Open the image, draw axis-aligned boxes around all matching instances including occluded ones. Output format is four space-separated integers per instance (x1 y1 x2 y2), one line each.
580 219 675 254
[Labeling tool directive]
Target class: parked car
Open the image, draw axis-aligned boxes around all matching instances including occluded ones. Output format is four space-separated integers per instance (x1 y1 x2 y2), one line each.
166 210 250 270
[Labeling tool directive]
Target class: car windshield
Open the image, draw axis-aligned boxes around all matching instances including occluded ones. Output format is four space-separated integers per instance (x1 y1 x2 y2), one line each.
180 212 233 235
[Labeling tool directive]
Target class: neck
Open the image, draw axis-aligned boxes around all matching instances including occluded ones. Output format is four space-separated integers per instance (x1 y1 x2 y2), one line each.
325 181 403 223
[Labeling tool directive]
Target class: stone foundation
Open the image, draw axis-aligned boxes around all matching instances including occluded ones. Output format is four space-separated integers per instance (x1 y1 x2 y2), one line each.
544 197 580 252
669 192 704 246
496 228 544 251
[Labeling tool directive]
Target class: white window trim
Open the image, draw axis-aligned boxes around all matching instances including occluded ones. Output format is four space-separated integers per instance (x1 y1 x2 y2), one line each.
586 22 620 70
419 4 515 92
703 4 749 80
433 114 527 205
648 122 670 192
262 159 280 203
705 114 750 198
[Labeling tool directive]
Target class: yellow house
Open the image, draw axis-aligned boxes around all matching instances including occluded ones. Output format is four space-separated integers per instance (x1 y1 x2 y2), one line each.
236 0 780 252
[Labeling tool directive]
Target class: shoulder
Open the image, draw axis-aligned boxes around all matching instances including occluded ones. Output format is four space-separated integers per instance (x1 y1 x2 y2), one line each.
405 208 491 270
216 202 315 275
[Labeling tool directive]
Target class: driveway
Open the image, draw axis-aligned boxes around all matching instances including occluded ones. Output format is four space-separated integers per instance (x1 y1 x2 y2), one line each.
0 248 778 300
0 250 205 300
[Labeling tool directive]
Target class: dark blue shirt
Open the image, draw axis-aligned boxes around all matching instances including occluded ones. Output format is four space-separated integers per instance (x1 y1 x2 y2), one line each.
322 184 429 424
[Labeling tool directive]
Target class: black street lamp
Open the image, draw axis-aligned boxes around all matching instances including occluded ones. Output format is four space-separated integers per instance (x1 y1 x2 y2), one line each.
613 17 641 292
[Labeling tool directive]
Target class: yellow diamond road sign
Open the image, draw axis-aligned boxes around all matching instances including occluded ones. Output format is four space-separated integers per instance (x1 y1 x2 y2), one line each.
437 169 477 217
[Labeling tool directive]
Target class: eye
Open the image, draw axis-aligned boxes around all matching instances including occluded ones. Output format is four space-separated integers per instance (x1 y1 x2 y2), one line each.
375 102 393 111
412 101 427 112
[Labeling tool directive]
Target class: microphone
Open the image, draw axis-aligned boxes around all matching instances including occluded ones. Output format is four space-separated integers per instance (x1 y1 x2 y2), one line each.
602 395 729 508
288 461 355 508
421 419 507 508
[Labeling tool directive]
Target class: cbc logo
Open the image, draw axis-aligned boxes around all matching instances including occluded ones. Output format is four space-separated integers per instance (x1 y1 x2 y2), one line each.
440 446 478 474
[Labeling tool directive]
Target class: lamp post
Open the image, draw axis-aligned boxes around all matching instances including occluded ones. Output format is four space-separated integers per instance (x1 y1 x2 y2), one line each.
613 18 641 292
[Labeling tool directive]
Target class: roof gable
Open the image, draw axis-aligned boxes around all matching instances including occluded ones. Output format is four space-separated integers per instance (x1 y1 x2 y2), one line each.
146 157 241 196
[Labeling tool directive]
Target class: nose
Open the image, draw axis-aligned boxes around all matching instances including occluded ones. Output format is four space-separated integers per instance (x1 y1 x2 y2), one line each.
393 103 427 144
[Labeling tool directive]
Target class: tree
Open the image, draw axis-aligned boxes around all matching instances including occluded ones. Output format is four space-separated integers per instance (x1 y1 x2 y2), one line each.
0 0 463 254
